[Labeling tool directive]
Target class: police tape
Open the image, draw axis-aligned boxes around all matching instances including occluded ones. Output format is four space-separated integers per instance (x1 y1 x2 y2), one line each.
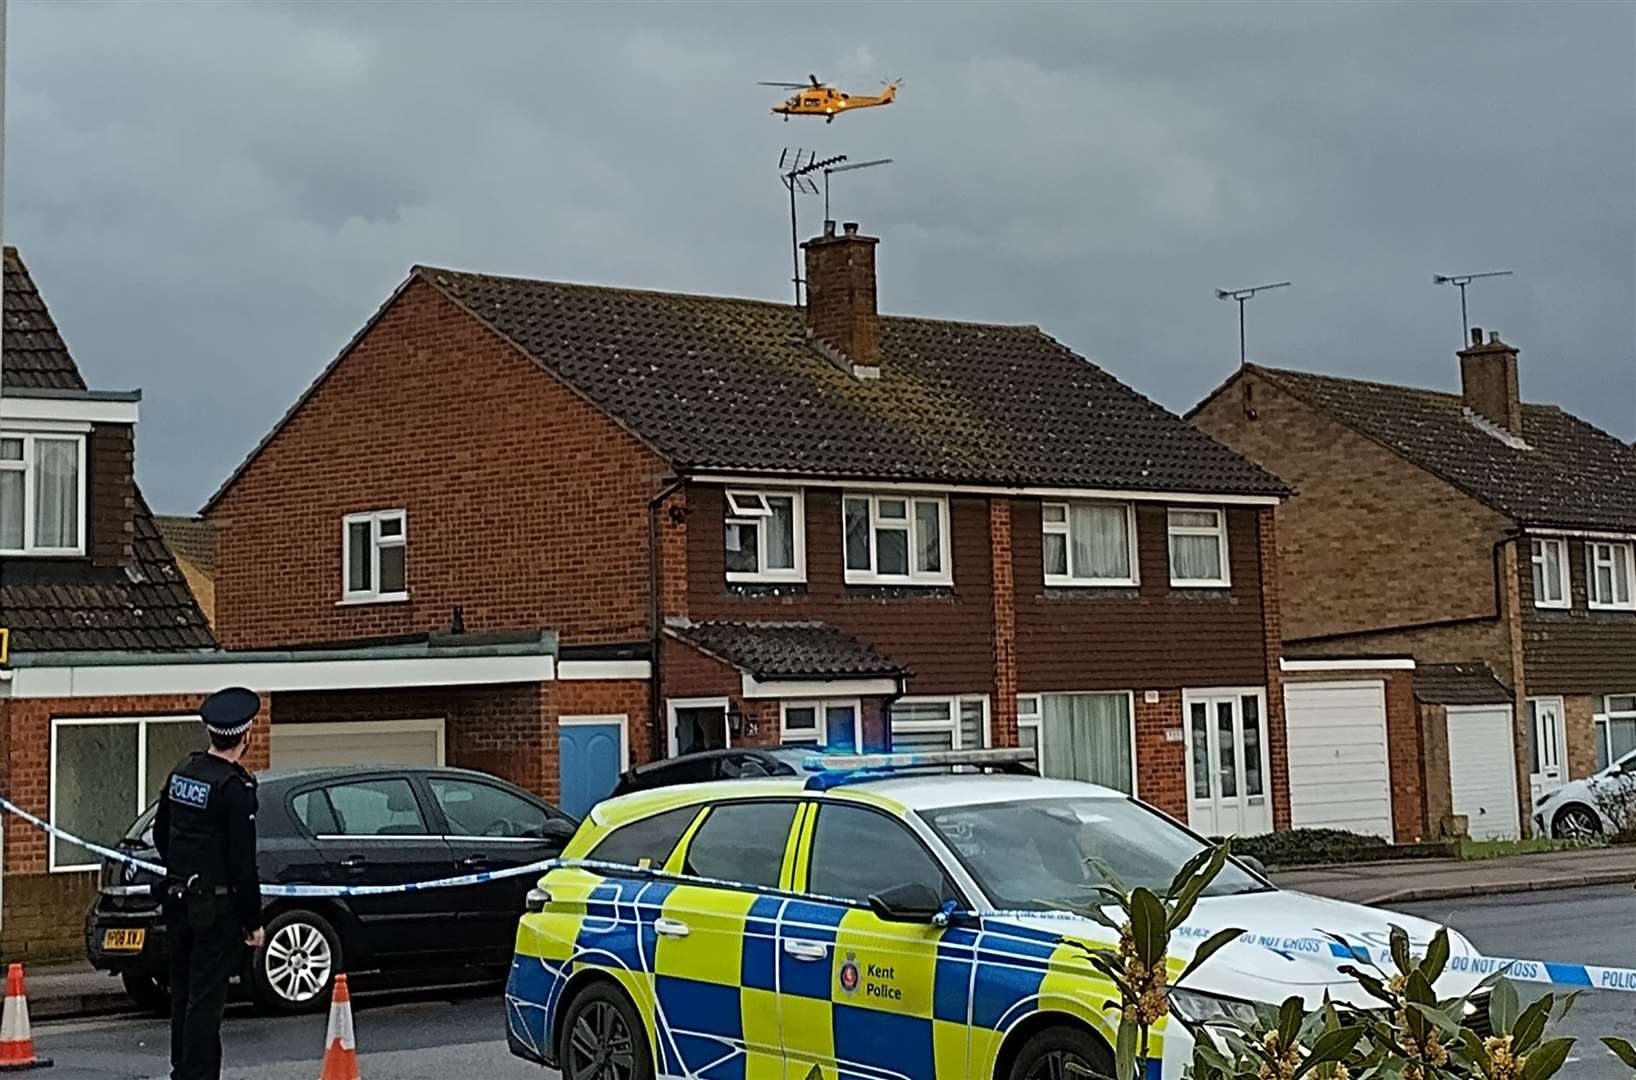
5 797 1632 993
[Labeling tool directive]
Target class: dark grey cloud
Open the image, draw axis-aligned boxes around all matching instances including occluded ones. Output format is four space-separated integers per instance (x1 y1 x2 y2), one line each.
7 0 1633 512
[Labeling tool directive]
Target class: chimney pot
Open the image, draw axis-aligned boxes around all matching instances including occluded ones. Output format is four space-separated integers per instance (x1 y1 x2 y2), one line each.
1488 329 1499 343
1470 327 1483 346
823 219 836 238
842 221 859 236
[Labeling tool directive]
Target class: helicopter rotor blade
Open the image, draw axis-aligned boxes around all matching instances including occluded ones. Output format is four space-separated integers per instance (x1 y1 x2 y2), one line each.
758 81 807 89
809 74 821 86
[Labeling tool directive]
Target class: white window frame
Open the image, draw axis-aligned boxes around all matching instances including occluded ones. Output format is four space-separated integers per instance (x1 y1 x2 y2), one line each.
1530 537 1571 609
779 698 863 749
1166 507 1231 587
1014 690 1139 796
1041 500 1139 587
666 696 731 757
889 695 992 751
48 715 200 872
1597 695 1636 771
1585 541 1635 610
724 488 806 584
0 429 87 556
340 509 408 604
842 492 953 586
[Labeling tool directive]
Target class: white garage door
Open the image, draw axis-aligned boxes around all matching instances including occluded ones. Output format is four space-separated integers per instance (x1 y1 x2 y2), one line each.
1446 707 1520 840
269 719 445 769
1284 681 1394 839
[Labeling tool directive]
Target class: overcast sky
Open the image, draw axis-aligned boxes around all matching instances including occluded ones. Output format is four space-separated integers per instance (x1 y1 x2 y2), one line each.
7 1 1633 513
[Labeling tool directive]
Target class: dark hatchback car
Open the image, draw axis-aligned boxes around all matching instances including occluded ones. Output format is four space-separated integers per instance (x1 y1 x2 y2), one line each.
87 766 575 1012
608 746 814 796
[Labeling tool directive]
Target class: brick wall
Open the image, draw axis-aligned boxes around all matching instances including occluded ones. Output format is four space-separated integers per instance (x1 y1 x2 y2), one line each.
1562 694 1600 780
209 277 672 650
1381 671 1425 841
89 422 136 568
558 679 654 770
989 498 1019 749
1134 691 1186 820
1191 372 1514 642
1258 509 1291 830
1418 704 1455 836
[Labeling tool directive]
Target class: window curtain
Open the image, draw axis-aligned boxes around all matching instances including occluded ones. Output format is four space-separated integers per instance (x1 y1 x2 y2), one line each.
1170 533 1220 580
33 440 79 548
1039 693 1133 793
766 498 795 569
1070 504 1128 578
0 469 22 549
891 699 954 753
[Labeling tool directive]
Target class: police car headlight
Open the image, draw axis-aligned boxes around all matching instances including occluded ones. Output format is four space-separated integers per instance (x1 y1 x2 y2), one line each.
1170 988 1261 1027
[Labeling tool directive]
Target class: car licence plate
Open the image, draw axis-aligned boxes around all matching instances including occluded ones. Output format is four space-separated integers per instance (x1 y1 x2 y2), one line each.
102 928 145 951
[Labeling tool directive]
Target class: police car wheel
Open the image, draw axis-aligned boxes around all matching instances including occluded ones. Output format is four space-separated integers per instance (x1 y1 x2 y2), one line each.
559 982 652 1080
1008 1024 1113 1080
252 910 341 1013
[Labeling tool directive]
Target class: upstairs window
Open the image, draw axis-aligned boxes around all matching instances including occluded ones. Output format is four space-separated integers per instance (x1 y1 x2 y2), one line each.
1530 537 1569 608
342 509 407 603
0 432 84 555
724 489 803 583
1042 501 1137 586
1167 508 1229 587
842 493 951 585
1586 541 1635 610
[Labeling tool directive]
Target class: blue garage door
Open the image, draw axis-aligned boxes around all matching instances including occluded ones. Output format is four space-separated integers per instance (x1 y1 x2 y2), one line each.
559 720 624 818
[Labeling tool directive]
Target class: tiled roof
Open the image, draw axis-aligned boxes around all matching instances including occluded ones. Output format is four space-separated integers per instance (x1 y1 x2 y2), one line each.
0 248 216 654
667 619 907 680
1414 661 1513 705
3 247 86 391
1252 363 1636 531
155 515 217 574
417 268 1288 496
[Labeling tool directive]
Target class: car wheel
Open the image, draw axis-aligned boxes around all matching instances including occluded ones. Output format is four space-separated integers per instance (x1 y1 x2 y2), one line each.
1552 805 1602 841
1008 1024 1114 1080
121 970 169 1015
251 910 342 1013
559 982 653 1080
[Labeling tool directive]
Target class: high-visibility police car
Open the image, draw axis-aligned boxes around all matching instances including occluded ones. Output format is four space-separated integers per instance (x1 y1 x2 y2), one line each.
505 750 1487 1080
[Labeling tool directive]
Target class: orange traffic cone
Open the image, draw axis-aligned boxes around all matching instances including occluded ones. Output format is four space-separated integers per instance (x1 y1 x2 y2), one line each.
317 974 359 1080
0 963 51 1071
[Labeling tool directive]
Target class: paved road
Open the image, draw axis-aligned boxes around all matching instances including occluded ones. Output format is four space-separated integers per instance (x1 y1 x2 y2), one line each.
1392 884 1635 1079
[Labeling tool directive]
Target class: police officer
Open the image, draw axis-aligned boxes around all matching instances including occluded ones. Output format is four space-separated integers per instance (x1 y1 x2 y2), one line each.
154 687 265 1080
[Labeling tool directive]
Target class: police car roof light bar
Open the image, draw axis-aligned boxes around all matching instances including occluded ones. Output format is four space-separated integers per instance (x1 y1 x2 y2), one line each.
800 747 1037 790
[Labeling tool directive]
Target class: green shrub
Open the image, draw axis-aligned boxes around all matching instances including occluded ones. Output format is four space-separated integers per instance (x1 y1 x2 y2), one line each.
1233 828 1391 868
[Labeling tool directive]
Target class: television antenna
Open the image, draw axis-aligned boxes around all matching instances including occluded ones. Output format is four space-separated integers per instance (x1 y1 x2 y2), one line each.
1432 270 1512 343
778 148 845 304
823 158 892 221
1214 281 1291 366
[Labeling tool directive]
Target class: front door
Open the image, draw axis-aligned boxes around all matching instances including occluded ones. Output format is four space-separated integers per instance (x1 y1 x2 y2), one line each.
1185 691 1273 837
558 717 626 818
1528 697 1567 801
669 700 730 757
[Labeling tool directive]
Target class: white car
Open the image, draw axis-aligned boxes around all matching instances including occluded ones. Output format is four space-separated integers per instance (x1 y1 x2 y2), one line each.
1533 747 1636 840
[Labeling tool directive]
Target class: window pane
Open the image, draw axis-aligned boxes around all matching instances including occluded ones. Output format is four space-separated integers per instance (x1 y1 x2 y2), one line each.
143 720 206 807
378 515 404 539
807 805 954 905
589 806 697 870
891 699 952 753
724 520 759 573
1616 548 1632 603
33 439 78 548
54 723 139 867
1017 696 1040 720
1171 510 1217 529
347 522 372 592
876 526 909 576
765 496 796 570
783 706 818 739
1170 533 1222 581
684 801 797 888
1018 724 1038 753
825 705 858 751
958 699 986 749
877 498 907 520
1596 564 1615 603
429 777 549 839
1608 695 1636 714
844 498 871 570
1070 503 1129 579
378 544 407 594
1241 695 1263 797
1043 532 1068 577
0 470 23 549
1042 503 1067 524
292 789 341 835
324 778 427 836
1190 703 1210 799
1606 717 1636 769
914 500 942 573
1216 702 1237 797
1038 693 1132 793
0 438 21 461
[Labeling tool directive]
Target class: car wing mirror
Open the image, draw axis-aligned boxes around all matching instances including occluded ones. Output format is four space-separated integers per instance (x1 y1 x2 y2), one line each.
542 818 577 843
867 882 946 924
1237 854 1269 879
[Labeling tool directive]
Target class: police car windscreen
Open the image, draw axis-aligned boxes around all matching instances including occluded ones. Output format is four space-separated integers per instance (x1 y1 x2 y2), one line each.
919 797 1266 912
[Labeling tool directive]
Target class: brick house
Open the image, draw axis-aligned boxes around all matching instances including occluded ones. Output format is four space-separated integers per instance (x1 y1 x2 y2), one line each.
154 515 217 624
1191 328 1636 840
202 221 1300 842
0 248 575 955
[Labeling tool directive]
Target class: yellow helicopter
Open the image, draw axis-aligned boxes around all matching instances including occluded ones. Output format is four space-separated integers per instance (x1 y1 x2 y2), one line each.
761 75 900 122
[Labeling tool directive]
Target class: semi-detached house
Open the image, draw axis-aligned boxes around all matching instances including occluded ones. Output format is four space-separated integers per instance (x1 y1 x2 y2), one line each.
202 221 1297 845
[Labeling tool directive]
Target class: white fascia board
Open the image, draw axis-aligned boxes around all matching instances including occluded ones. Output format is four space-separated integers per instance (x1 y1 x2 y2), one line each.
688 473 1280 507
1 396 139 426
1525 527 1636 542
1280 657 1416 672
741 674 901 699
4 654 555 699
557 659 651 681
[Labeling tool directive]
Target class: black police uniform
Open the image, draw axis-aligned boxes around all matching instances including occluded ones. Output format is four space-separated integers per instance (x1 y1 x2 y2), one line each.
154 688 262 1080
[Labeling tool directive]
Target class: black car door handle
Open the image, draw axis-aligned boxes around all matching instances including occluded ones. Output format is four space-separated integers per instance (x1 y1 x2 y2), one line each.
460 855 492 870
339 855 367 872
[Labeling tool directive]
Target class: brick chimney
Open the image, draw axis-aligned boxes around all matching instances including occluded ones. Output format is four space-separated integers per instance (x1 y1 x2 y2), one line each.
802 220 879 367
1458 327 1522 435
